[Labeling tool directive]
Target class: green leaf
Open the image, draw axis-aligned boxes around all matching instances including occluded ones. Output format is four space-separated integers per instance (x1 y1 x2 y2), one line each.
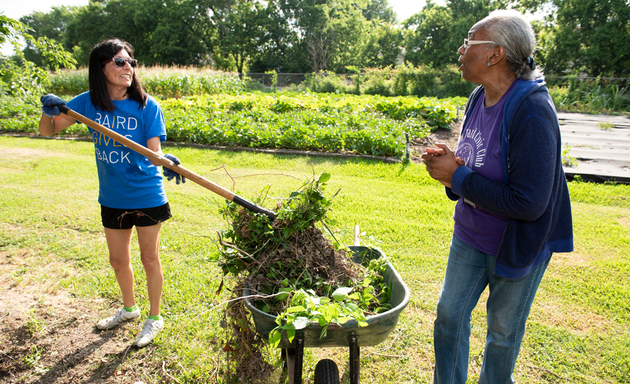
336 316 351 324
286 328 296 342
319 324 329 339
318 173 331 183
276 287 292 301
320 304 340 321
269 329 282 348
286 305 306 313
293 316 311 330
332 287 353 302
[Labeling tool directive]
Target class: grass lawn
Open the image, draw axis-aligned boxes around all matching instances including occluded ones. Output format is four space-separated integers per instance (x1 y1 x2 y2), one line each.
1 135 629 383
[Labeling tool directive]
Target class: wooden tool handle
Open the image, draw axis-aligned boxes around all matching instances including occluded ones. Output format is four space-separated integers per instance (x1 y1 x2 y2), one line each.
59 105 277 220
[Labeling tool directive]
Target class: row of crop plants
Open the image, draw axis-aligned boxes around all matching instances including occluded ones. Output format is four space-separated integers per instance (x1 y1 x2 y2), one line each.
1 78 465 158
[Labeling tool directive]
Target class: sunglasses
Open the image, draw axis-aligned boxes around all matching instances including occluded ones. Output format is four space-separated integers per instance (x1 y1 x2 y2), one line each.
463 38 497 47
101 58 138 68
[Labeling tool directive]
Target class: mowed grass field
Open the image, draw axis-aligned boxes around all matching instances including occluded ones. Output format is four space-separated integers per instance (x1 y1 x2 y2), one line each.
1 135 629 383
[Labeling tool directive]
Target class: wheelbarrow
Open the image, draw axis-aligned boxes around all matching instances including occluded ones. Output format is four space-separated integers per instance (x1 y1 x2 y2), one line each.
243 245 411 384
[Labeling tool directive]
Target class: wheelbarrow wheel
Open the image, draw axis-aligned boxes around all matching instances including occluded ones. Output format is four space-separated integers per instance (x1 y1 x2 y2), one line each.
313 359 340 384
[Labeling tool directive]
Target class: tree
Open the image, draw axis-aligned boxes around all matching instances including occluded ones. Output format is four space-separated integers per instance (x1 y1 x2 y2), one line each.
541 0 630 77
19 6 79 68
288 0 337 72
248 0 310 73
363 0 396 23
148 0 213 66
62 0 213 67
63 2 108 66
403 4 456 67
402 0 495 68
326 0 372 72
207 0 266 74
362 23 403 68
273 0 379 73
0 15 76 98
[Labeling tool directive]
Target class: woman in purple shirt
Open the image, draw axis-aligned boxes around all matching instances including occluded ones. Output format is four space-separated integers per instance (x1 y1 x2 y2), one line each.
422 10 573 384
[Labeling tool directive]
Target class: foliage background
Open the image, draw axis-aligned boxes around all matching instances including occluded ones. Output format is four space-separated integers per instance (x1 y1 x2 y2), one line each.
5 0 630 79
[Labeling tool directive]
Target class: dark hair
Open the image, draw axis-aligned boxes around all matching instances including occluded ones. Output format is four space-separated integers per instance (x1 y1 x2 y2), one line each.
88 38 147 112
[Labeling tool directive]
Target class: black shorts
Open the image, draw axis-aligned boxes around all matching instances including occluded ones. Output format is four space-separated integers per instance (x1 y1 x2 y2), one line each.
101 203 172 229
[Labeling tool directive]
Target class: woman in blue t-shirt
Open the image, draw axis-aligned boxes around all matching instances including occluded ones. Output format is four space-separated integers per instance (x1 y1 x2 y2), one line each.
422 10 573 384
38 38 184 348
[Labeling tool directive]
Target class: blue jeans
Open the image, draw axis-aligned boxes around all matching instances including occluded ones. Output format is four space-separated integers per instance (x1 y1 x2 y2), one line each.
433 237 550 384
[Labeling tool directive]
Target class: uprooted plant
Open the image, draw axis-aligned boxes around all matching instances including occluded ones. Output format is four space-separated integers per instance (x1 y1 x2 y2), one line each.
216 173 393 383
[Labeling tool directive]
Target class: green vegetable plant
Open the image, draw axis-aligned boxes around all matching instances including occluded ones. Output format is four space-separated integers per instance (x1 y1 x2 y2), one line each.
268 254 391 348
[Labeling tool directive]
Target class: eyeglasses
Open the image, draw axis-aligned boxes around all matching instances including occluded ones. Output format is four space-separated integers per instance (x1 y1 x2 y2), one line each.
463 38 497 47
101 58 138 68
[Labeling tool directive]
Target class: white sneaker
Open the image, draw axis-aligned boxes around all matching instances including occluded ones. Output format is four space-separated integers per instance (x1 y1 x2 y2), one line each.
133 318 164 348
96 308 141 330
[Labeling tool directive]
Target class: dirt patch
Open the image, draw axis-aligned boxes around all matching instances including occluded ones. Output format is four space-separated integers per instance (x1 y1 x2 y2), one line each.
0 288 156 384
409 120 462 163
534 300 612 333
618 215 630 229
0 254 161 383
0 147 67 160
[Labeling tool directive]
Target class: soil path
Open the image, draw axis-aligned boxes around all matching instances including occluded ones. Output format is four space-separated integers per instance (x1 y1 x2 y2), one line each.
0 255 154 383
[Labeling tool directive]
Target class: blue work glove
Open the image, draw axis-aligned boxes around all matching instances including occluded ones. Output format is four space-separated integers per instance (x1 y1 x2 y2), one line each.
163 153 186 184
41 94 66 117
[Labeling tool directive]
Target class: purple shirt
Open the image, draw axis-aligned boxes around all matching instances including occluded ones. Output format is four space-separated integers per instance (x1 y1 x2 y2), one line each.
453 80 517 256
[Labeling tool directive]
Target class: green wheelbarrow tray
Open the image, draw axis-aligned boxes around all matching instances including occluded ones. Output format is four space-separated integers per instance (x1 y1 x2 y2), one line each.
243 246 411 349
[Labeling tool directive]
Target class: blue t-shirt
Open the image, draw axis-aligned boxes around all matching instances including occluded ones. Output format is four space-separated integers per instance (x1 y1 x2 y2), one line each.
453 80 517 256
67 92 168 209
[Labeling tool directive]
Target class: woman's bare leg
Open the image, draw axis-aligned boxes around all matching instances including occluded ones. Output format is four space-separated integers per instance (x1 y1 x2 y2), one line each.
104 227 135 308
136 224 163 317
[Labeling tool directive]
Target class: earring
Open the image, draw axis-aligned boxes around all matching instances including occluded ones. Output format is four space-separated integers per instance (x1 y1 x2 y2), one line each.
487 62 491 66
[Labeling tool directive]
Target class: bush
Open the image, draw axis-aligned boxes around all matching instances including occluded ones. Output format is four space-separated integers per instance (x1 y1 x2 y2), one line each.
48 69 89 95
306 72 350 94
390 64 475 98
361 68 394 96
303 65 475 99
546 76 630 114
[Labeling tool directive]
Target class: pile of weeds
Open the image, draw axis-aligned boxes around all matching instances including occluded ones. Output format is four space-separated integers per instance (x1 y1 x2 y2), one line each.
217 173 392 383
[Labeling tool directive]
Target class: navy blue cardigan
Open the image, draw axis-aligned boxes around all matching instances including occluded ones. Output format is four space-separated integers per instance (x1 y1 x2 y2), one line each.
447 78 574 279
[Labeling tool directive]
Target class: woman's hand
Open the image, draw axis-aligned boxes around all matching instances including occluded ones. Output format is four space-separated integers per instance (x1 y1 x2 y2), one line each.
421 143 464 188
38 94 76 136
41 94 66 117
162 154 186 184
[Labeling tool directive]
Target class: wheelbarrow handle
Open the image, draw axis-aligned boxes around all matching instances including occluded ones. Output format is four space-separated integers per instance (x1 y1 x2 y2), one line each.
58 105 277 220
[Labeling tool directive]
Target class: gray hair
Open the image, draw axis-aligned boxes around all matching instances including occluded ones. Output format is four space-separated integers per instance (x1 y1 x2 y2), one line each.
481 9 540 80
